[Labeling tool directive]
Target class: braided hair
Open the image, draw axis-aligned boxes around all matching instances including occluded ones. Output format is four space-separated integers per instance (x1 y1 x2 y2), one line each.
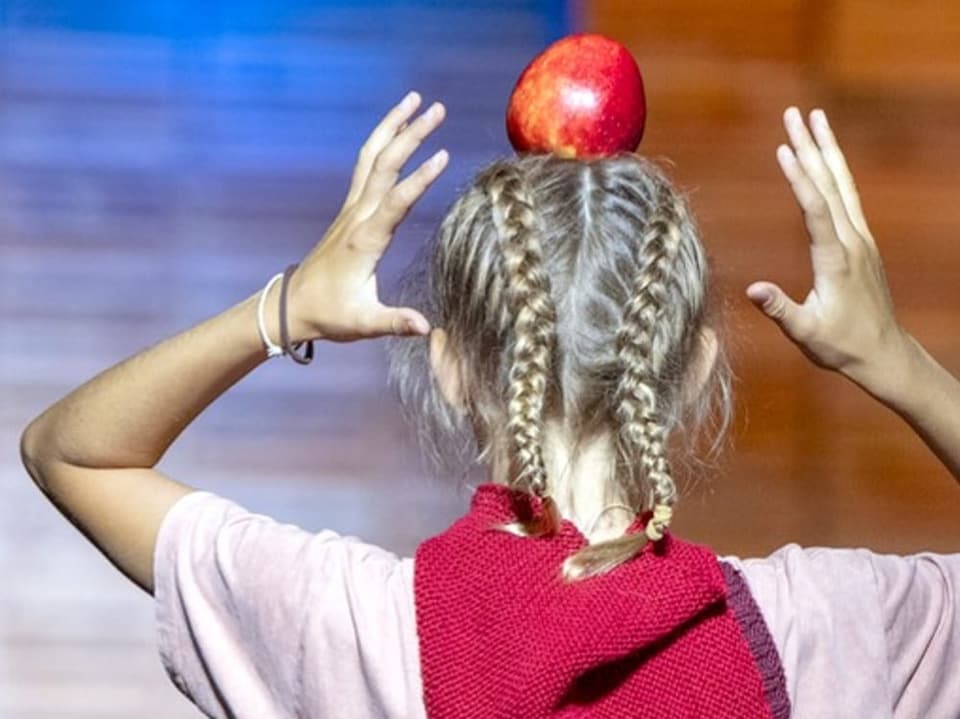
388 153 731 581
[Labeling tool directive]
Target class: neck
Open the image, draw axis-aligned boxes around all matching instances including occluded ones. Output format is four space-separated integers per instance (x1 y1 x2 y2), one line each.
491 419 634 542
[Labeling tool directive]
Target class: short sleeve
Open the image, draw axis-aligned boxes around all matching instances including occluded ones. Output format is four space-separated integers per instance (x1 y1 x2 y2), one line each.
724 544 960 719
868 551 960 717
153 490 425 719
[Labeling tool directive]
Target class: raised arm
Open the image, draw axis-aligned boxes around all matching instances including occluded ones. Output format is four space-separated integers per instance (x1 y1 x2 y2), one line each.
747 106 960 485
19 91 448 594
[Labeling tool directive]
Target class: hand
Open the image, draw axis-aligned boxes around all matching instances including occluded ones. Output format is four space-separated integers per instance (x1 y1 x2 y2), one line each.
286 91 448 343
747 107 912 392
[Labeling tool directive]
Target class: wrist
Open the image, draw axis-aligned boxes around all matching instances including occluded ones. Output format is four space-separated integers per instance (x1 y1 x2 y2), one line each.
284 268 318 345
842 328 921 408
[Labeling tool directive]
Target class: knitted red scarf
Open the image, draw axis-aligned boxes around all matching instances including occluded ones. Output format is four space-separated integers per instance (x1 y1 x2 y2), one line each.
414 483 790 718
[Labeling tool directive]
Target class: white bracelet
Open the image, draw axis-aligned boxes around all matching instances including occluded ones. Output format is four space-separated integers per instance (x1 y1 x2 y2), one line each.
257 272 285 358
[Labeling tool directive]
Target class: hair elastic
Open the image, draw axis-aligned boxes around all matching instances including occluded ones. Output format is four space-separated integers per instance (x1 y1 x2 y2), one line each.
256 266 315 363
644 504 673 542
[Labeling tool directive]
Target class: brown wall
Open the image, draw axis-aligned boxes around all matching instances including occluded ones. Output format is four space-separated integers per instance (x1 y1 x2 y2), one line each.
580 0 960 554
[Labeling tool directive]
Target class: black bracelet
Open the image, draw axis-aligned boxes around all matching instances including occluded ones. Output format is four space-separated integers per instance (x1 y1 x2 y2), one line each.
279 263 314 365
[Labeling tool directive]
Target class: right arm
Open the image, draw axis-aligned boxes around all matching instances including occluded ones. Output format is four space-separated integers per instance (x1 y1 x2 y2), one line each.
747 106 960 486
861 332 960 483
734 107 960 717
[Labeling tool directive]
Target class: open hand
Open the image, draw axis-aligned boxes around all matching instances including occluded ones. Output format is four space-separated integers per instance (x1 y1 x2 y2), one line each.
285 91 448 343
747 107 910 389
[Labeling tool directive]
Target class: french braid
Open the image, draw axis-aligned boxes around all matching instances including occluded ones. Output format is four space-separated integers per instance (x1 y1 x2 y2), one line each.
614 186 683 516
486 163 560 529
563 185 683 580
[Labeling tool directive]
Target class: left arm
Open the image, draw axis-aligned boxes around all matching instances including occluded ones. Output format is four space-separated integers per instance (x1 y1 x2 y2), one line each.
19 290 283 594
19 90 448 595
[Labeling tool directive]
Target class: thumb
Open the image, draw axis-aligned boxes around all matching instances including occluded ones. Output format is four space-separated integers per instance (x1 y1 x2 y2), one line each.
745 281 808 339
367 305 431 338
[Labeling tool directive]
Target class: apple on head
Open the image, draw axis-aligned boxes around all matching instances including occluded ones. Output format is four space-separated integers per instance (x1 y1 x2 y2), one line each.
506 33 646 159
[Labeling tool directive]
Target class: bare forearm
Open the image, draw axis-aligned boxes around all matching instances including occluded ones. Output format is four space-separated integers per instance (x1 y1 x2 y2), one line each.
852 332 960 484
22 284 284 477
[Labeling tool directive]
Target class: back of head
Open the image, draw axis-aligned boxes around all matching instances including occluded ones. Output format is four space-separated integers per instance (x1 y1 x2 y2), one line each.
388 152 732 580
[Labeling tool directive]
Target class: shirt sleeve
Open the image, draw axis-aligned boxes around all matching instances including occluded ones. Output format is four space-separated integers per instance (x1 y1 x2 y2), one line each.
153 490 424 719
724 544 960 719
868 550 960 718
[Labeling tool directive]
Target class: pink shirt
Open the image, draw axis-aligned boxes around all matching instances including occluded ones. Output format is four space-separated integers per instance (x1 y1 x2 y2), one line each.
154 490 960 718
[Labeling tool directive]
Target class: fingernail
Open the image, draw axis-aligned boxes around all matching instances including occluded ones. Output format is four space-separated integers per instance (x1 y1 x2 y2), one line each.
811 108 827 127
776 144 794 166
403 91 419 107
431 149 448 168
748 286 769 304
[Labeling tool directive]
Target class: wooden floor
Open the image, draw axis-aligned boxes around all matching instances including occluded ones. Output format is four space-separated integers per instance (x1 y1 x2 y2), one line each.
3 1 960 717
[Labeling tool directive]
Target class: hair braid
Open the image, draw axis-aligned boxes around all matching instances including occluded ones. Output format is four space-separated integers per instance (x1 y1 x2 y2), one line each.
388 153 732 581
561 184 684 581
614 186 683 526
486 164 557 499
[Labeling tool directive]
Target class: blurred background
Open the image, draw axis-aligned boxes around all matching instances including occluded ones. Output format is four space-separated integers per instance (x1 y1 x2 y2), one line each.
2 0 959 716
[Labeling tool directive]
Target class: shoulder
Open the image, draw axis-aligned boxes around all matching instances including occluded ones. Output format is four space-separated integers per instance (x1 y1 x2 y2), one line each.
722 543 880 604
158 489 411 582
722 543 960 623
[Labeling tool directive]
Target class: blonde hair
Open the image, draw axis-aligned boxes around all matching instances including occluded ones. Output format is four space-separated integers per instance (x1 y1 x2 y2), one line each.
387 153 732 581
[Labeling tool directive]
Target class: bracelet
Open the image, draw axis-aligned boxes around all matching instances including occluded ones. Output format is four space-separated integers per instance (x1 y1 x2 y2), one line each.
257 265 315 363
279 263 314 365
257 272 285 358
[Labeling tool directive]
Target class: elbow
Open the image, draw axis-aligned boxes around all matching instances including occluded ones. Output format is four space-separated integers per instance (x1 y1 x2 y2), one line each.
20 418 51 491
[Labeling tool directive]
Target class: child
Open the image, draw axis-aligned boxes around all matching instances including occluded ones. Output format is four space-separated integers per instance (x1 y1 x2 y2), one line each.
20 92 960 717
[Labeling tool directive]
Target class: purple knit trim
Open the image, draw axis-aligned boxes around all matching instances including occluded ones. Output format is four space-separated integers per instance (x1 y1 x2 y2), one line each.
720 561 791 719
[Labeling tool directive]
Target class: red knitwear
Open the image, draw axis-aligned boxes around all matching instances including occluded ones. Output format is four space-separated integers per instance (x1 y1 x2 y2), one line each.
414 483 790 718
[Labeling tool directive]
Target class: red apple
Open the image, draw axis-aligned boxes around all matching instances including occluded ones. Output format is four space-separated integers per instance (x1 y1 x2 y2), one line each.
506 33 646 159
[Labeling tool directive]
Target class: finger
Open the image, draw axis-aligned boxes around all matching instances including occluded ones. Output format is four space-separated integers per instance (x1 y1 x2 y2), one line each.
808 109 874 245
776 143 843 252
782 107 858 242
358 101 446 211
369 148 449 233
345 91 422 207
746 281 815 342
364 304 431 338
